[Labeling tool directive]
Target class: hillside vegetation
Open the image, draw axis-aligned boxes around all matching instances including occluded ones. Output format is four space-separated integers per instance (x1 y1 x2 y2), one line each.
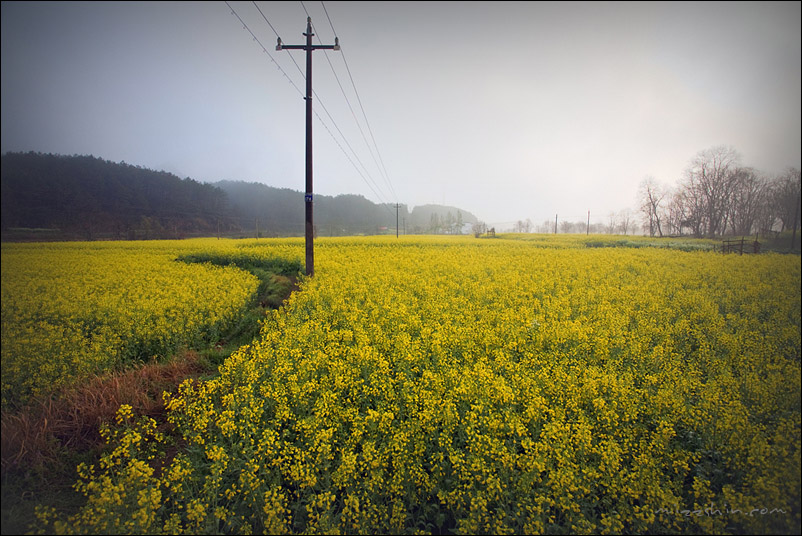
1 152 477 241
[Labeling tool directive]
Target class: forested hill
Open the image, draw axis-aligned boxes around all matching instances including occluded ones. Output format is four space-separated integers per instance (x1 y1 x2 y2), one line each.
214 180 479 236
1 152 226 240
1 152 479 240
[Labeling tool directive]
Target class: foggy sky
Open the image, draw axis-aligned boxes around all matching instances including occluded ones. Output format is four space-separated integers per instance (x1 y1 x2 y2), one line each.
2 1 800 228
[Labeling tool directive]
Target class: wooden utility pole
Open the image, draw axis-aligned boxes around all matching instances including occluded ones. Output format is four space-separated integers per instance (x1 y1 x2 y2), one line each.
277 18 339 276
395 204 400 238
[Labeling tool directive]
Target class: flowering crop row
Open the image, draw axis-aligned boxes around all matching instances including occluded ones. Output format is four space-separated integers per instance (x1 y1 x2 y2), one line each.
32 236 800 534
1 239 264 409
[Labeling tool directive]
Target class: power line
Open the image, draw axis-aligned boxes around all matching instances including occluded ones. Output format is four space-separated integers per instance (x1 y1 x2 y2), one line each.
274 15 341 276
250 0 280 37
246 1 394 210
312 105 395 216
252 2 306 82
297 1 396 205
224 1 304 98
298 1 397 204
299 4 371 155
319 1 399 203
314 34 392 201
227 2 396 221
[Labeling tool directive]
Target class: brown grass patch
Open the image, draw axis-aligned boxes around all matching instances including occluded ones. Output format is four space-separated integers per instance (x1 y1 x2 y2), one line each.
1 351 208 477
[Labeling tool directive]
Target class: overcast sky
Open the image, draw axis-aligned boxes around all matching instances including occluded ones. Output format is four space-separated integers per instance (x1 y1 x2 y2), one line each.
2 1 800 227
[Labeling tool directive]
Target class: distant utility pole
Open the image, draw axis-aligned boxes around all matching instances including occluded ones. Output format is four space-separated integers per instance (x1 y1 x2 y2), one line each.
554 214 558 234
277 18 340 277
395 204 400 238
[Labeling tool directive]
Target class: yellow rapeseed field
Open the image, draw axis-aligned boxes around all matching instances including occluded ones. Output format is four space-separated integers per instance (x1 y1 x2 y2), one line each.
20 235 801 534
1 239 260 409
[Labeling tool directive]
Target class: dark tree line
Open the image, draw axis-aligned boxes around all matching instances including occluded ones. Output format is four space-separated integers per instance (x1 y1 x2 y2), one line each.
1 152 228 239
639 146 801 239
218 181 478 237
0 152 479 240
217 181 406 237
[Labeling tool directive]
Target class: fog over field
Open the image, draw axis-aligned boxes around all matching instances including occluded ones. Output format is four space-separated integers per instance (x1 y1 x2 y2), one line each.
1 1 800 227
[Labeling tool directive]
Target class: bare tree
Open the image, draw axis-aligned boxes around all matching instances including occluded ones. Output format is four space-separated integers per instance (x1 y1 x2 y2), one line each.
638 176 665 237
619 208 633 235
559 220 573 234
727 167 769 236
754 188 780 236
606 211 618 234
513 219 534 233
676 183 704 237
680 145 741 237
636 146 798 241
588 222 606 234
772 168 801 233
664 187 687 236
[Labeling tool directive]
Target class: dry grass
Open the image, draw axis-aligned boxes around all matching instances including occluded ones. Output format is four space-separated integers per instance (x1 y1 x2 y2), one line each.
1 351 208 477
